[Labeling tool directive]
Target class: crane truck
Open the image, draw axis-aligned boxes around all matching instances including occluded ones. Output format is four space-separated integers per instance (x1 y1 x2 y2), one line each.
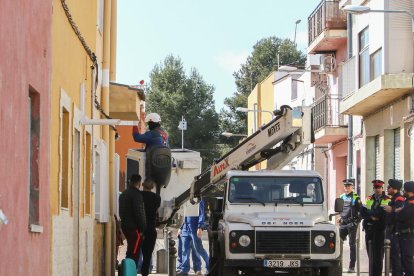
126 105 344 276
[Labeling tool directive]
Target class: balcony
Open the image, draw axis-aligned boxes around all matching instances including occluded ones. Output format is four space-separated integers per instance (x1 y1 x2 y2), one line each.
308 0 347 54
109 82 145 120
340 74 414 116
312 94 348 144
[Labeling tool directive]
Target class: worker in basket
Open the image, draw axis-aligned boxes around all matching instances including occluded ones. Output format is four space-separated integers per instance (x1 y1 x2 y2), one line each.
132 112 169 149
132 112 171 195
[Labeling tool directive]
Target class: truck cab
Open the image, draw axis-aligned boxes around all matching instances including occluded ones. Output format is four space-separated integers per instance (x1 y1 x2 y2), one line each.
208 170 342 276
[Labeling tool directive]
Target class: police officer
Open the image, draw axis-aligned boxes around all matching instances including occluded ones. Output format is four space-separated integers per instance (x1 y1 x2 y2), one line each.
384 179 405 276
362 179 391 276
394 181 414 276
338 179 362 273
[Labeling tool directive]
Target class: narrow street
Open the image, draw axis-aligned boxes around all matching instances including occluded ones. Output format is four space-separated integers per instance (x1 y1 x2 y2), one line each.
116 229 377 275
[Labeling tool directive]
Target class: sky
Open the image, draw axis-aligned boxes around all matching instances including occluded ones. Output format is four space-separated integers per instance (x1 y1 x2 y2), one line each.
116 0 321 111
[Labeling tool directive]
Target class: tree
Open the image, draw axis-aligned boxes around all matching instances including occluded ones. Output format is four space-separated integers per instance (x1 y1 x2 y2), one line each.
146 55 220 169
220 37 306 136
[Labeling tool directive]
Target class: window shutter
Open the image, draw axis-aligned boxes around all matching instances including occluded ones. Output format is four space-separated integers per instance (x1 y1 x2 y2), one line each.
94 140 109 223
394 128 401 180
375 135 380 179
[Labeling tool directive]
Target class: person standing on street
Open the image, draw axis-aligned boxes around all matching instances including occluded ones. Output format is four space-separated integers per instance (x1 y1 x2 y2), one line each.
177 228 203 274
119 174 147 268
393 181 414 276
384 179 405 276
177 199 209 276
338 179 362 273
362 179 390 276
140 178 161 276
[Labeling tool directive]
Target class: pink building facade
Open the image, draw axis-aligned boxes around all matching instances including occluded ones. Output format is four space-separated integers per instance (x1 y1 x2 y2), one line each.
0 0 52 275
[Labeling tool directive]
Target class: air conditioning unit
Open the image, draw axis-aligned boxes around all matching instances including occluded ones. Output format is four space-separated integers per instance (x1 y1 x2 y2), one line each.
320 54 336 73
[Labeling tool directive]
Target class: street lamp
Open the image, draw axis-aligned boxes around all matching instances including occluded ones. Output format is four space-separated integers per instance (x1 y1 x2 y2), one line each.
343 5 414 31
236 106 274 132
235 107 274 116
278 65 326 73
294 19 301 47
221 132 247 138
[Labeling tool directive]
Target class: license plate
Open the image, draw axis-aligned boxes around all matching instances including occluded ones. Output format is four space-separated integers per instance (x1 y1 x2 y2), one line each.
263 259 301 268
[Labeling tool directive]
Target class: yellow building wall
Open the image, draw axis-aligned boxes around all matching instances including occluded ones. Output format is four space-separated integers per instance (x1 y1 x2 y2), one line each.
247 71 275 170
260 73 275 125
50 0 115 275
247 86 258 136
50 0 98 216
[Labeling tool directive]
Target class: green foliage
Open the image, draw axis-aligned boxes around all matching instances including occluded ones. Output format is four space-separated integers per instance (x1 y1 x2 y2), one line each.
221 37 306 135
146 55 220 169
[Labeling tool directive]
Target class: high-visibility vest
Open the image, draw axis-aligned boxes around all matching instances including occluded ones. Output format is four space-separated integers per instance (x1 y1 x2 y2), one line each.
365 194 390 210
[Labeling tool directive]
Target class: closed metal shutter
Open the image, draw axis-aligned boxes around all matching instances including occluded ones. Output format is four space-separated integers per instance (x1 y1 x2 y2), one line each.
394 128 401 180
375 135 380 179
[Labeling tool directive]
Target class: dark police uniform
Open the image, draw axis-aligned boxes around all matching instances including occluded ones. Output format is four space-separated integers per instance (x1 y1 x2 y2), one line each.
362 180 390 276
339 179 362 271
395 181 414 276
386 179 405 276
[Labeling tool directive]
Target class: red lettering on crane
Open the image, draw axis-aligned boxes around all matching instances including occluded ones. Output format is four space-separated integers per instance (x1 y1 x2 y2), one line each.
213 158 230 177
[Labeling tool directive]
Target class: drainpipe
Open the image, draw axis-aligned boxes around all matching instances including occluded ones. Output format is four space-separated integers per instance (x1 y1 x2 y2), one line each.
102 0 114 275
110 0 117 81
347 13 354 179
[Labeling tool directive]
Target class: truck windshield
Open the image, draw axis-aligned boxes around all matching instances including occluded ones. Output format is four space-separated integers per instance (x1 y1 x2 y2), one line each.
228 176 323 204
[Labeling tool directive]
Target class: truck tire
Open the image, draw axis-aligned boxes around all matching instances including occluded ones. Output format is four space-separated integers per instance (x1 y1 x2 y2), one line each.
217 255 237 276
208 245 237 276
319 261 342 276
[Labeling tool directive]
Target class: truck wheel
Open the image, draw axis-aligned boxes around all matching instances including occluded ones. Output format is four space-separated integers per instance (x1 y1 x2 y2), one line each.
209 246 237 276
217 256 237 276
319 261 342 276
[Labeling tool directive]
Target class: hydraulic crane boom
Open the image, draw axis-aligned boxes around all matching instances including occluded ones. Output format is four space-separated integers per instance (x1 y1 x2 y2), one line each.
171 105 313 211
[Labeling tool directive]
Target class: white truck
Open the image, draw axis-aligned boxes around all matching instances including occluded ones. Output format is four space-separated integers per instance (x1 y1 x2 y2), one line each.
126 105 343 275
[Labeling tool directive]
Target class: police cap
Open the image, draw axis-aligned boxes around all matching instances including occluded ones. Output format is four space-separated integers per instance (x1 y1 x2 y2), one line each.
372 179 384 188
342 179 354 186
388 179 402 190
404 181 414 193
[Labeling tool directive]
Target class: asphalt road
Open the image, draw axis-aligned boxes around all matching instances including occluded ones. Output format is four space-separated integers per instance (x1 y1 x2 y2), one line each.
117 228 380 275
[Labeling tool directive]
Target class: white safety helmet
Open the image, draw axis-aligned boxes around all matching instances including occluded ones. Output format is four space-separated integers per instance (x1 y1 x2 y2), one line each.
145 113 161 123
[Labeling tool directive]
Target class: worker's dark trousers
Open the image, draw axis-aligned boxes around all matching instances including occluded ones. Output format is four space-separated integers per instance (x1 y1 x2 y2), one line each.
390 233 403 276
399 234 414 276
365 228 385 276
340 225 358 269
141 227 157 276
124 229 142 269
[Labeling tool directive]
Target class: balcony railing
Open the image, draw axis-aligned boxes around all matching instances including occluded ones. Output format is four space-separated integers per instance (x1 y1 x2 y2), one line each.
312 94 346 131
308 0 347 45
338 56 356 98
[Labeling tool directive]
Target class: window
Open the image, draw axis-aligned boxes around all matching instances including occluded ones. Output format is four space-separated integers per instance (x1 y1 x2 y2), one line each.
61 108 70 209
291 79 298 100
228 176 323 204
359 27 370 87
73 129 81 218
370 48 382 81
29 88 40 226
